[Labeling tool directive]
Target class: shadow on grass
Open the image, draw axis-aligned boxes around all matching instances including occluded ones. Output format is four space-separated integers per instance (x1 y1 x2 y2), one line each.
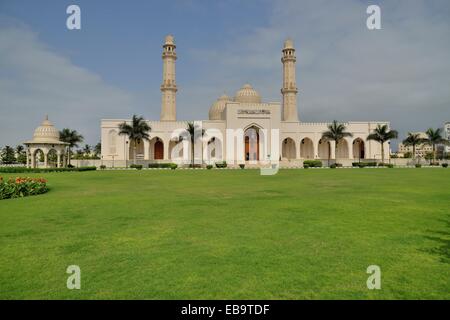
423 216 450 264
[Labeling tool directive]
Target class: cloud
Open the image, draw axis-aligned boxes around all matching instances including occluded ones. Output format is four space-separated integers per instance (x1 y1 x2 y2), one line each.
187 0 450 148
0 20 137 146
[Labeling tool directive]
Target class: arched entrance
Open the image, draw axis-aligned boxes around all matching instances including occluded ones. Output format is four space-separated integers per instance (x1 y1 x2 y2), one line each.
300 138 314 159
353 138 365 160
47 149 58 168
336 139 349 159
154 140 163 160
244 126 260 161
318 139 330 159
33 149 45 168
282 138 296 160
129 139 145 161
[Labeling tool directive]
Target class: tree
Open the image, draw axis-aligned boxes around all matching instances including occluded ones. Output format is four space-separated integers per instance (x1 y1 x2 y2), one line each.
402 132 422 162
321 120 353 165
366 124 398 164
181 122 205 168
421 128 448 163
59 128 84 166
15 145 27 164
1 146 16 164
94 142 101 157
83 144 91 156
118 115 151 165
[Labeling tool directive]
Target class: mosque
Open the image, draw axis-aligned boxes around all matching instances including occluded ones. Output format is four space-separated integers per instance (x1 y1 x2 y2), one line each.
100 35 390 167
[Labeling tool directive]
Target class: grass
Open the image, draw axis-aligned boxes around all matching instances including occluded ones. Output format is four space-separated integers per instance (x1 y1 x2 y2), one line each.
0 168 449 299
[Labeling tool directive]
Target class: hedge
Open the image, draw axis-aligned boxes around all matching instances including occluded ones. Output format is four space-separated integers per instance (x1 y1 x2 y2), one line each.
148 163 177 169
303 160 322 168
352 162 377 167
0 166 97 173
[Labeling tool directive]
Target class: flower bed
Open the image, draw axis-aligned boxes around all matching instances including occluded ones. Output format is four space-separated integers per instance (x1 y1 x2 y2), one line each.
0 177 49 200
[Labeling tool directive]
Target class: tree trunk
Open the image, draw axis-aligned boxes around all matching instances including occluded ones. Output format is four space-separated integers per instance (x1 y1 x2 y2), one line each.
381 142 385 164
68 148 71 166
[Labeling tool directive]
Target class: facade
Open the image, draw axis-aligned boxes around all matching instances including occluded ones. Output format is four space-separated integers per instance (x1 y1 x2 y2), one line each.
24 116 68 168
444 122 450 154
398 132 433 158
101 36 390 167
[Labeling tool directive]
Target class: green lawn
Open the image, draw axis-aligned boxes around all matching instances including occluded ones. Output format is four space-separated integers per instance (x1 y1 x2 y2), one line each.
0 168 449 299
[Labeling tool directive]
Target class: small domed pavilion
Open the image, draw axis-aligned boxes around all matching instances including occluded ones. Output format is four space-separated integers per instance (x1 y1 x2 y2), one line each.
24 116 69 168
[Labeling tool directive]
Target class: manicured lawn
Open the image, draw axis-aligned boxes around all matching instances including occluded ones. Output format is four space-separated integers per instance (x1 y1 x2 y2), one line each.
0 168 449 299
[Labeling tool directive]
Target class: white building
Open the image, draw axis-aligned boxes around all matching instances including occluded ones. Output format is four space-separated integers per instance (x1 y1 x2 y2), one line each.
444 122 450 154
101 35 390 167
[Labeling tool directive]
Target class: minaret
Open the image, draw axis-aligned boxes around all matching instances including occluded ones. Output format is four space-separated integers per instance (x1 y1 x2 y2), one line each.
160 35 177 121
281 38 299 122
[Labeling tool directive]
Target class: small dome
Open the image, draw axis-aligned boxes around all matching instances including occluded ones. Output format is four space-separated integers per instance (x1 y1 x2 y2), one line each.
32 116 61 143
165 34 174 45
284 38 294 49
209 94 231 120
234 84 261 104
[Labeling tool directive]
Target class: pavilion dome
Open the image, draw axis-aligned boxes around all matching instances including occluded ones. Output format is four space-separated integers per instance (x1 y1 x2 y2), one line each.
234 84 261 104
30 116 63 143
209 94 231 120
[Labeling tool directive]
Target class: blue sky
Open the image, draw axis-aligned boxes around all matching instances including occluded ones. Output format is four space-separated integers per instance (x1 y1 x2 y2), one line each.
1 0 449 149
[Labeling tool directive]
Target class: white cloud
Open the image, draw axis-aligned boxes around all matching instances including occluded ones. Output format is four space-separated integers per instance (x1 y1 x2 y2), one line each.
0 22 137 146
186 0 450 147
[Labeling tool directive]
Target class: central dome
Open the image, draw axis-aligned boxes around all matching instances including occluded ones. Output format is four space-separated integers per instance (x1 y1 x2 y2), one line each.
32 116 61 143
234 84 261 104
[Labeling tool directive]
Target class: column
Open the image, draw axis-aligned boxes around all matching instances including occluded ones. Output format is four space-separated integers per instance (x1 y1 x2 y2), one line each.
44 152 48 168
57 152 61 168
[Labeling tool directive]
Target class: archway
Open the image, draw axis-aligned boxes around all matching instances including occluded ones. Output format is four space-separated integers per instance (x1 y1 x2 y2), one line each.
149 137 164 160
47 149 58 168
169 139 185 160
318 139 331 159
336 139 349 159
282 138 296 160
244 126 260 161
300 138 314 159
206 137 223 162
129 139 145 161
33 149 45 168
353 138 365 160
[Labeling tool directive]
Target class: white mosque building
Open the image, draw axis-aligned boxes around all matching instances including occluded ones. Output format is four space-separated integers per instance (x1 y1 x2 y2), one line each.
100 35 390 167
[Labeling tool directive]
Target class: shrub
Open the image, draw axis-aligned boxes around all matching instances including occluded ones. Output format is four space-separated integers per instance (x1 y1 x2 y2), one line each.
169 163 177 170
303 164 309 169
415 164 422 168
206 165 213 170
67 164 75 168
215 161 227 168
100 165 106 170
442 163 448 168
0 166 96 173
130 164 143 170
303 160 322 168
239 164 245 169
388 164 394 168
0 177 48 200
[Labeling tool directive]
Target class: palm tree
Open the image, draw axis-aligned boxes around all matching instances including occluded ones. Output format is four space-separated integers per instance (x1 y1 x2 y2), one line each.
421 128 448 164
366 124 398 164
83 144 91 156
59 128 84 166
402 132 422 163
321 120 353 165
182 122 205 168
118 115 151 165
